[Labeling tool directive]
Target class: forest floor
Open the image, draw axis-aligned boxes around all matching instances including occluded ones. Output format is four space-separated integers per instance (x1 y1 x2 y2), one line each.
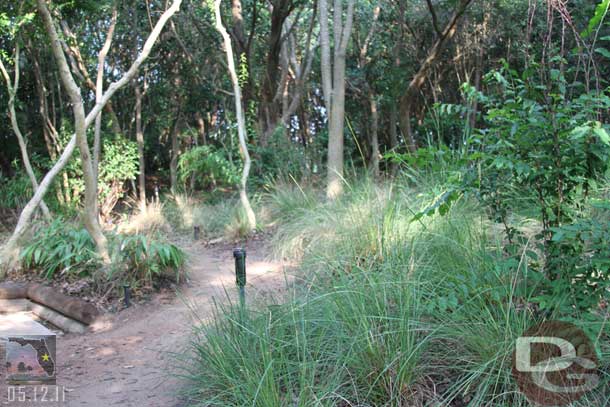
55 239 290 407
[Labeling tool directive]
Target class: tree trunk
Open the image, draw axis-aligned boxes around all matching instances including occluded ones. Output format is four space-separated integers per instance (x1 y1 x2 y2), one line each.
397 0 473 153
93 6 118 190
1 0 183 270
38 0 110 264
258 0 295 144
326 47 347 198
213 0 256 231
170 116 180 193
0 46 52 220
319 0 332 115
195 111 207 145
369 93 380 178
135 85 146 208
321 0 355 199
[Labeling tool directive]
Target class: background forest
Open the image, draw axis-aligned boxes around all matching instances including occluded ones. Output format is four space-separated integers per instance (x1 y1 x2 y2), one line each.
1 0 610 405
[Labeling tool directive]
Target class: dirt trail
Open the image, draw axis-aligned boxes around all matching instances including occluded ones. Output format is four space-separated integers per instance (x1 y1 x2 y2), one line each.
56 241 287 407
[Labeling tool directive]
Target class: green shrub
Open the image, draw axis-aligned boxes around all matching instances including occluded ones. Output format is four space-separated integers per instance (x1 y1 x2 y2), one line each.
177 145 240 191
60 133 139 216
111 233 185 287
20 219 98 279
20 220 186 290
0 169 36 211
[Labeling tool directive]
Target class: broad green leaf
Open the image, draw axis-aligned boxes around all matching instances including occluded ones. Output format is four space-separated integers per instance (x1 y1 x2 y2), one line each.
582 0 610 38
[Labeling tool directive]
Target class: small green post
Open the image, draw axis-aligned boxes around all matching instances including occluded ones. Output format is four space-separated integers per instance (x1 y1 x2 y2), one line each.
233 248 246 308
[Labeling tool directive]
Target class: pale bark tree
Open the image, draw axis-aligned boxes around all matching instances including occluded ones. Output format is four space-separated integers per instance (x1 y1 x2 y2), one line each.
59 19 123 136
1 0 183 269
212 0 256 231
135 84 146 209
38 0 114 263
0 44 52 219
93 6 118 191
319 0 355 199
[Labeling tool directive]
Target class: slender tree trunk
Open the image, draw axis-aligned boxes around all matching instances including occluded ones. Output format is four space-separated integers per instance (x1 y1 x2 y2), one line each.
38 0 110 263
398 0 473 153
195 111 207 145
326 47 347 198
135 85 146 208
319 0 332 115
59 19 123 136
369 93 379 178
93 6 117 190
213 0 256 231
321 0 355 199
0 46 52 219
1 0 183 269
170 115 180 192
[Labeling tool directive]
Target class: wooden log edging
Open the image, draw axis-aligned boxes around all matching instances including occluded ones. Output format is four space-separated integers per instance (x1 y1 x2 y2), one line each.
0 282 99 331
27 283 99 325
0 282 28 299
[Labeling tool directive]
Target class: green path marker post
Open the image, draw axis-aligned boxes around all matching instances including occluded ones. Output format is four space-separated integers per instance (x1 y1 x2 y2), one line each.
233 248 246 310
123 283 131 308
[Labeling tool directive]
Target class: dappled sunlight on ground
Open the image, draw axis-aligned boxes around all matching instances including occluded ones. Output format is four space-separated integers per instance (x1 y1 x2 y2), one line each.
54 240 289 407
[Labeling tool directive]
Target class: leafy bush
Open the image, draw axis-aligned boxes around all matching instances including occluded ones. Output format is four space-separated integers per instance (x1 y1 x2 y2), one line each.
461 67 610 313
177 145 239 191
252 126 308 185
98 136 139 218
20 219 98 279
111 233 185 287
541 201 610 313
0 169 35 211
60 133 139 217
20 219 185 290
471 67 610 234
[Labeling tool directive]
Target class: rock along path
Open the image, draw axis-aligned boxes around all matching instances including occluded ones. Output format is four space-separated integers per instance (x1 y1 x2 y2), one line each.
55 241 288 407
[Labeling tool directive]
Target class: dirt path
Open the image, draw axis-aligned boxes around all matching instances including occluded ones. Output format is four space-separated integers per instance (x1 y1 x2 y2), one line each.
56 241 288 407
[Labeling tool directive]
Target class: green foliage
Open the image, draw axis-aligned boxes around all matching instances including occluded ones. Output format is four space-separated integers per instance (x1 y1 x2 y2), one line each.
177 145 239 191
19 219 185 288
582 0 610 38
237 52 249 87
111 233 186 286
183 179 610 406
61 133 139 214
20 219 98 279
98 136 139 196
0 168 34 210
252 127 308 185
539 201 610 313
438 65 610 314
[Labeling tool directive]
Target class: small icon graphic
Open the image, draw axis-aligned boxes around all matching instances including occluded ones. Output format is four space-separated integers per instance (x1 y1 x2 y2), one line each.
512 321 598 406
5 335 56 385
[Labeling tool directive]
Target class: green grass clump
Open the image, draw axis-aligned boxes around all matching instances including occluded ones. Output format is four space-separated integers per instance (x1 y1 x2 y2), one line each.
182 177 610 406
163 192 264 240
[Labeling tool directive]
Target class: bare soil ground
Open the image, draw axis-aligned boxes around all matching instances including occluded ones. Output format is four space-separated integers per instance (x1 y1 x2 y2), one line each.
55 240 289 407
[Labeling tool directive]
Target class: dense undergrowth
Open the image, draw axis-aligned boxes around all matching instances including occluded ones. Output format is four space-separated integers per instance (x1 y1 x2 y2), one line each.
180 173 610 405
17 214 185 296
